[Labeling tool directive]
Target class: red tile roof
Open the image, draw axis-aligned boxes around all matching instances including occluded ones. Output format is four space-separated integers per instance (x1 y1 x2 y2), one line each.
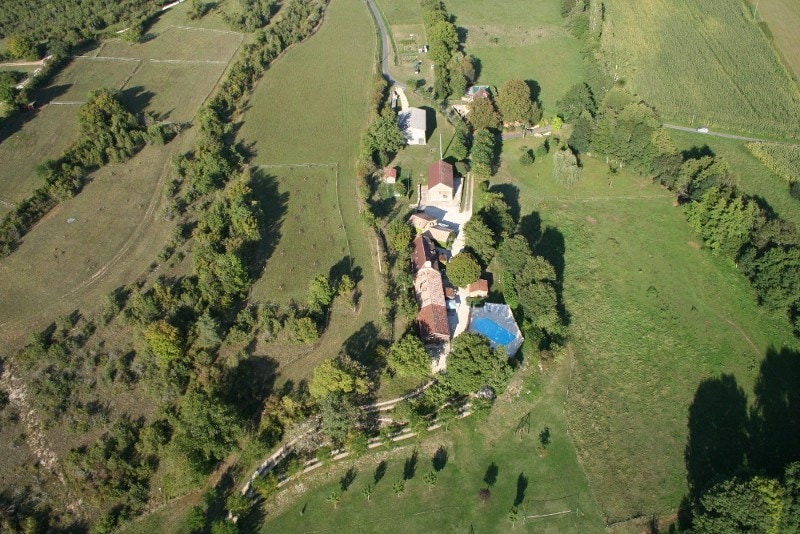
385 167 397 179
468 279 489 296
418 303 449 342
411 235 439 272
428 160 454 190
408 212 437 232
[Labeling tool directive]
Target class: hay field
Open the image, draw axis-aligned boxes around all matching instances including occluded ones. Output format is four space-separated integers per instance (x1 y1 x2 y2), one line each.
756 0 800 80
601 0 800 137
496 137 800 522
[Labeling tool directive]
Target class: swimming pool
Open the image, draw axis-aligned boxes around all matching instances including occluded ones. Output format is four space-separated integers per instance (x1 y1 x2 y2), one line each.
471 317 516 346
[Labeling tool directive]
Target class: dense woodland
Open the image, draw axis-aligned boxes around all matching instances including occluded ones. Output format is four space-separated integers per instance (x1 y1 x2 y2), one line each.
0 0 162 55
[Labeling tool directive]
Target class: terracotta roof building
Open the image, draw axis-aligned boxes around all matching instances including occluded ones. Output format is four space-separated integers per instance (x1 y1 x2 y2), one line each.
384 167 397 184
414 266 450 342
411 234 439 272
408 212 437 233
468 279 489 297
428 160 454 201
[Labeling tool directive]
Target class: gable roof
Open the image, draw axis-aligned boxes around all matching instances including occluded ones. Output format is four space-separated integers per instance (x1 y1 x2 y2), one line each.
408 212 437 232
418 303 450 341
411 234 439 272
385 167 397 179
423 226 453 245
428 160 454 190
468 279 489 295
402 107 426 132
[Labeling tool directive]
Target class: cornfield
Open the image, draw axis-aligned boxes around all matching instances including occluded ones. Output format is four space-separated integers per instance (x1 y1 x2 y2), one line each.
599 0 800 138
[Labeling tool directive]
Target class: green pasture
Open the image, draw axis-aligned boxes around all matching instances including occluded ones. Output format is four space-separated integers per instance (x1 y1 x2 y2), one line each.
755 0 800 80
373 0 421 26
497 137 800 522
0 143 177 332
467 38 584 115
51 58 140 102
668 130 800 229
120 62 224 120
99 25 242 63
150 0 237 32
0 105 79 210
237 0 381 385
258 360 604 533
601 0 800 138
249 166 350 305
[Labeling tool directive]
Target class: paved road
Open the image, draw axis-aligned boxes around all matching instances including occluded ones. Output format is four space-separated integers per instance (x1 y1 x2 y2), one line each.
662 123 800 144
364 0 404 88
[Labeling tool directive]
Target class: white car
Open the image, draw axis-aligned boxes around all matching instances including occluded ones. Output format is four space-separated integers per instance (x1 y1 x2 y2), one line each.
697 127 709 133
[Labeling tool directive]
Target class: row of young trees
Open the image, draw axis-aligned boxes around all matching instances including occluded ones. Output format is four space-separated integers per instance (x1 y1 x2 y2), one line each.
0 88 175 256
420 0 475 100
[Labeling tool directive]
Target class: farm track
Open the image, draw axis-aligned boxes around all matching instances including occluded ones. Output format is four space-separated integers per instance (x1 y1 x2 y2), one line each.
662 123 800 144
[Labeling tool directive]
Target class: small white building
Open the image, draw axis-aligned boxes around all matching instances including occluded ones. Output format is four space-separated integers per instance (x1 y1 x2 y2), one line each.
399 107 427 145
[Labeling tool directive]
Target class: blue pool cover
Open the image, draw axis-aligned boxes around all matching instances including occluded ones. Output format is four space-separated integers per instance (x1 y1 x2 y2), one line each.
471 317 516 346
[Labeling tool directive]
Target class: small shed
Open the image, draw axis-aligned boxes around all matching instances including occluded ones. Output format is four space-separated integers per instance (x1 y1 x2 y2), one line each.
409 212 437 233
468 279 489 298
384 167 398 184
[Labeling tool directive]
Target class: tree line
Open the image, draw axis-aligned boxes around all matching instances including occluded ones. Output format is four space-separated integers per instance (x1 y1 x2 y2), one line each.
0 88 176 256
420 0 476 101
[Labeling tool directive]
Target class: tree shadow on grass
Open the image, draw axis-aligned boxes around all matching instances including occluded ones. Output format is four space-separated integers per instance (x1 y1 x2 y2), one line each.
118 85 156 116
0 84 70 145
519 211 569 326
248 169 289 278
374 460 388 485
340 467 358 492
403 449 418 480
432 446 448 471
514 473 528 507
684 373 749 501
483 462 498 487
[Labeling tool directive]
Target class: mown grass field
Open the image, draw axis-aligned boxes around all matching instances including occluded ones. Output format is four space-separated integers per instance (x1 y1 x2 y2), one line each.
756 0 800 80
257 359 605 533
496 137 800 522
0 2 241 343
236 0 381 387
668 130 800 229
601 0 800 138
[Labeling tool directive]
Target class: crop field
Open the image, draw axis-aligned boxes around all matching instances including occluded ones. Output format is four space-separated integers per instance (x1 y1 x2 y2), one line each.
496 137 800 522
236 0 381 385
756 0 800 79
257 360 604 533
601 0 800 138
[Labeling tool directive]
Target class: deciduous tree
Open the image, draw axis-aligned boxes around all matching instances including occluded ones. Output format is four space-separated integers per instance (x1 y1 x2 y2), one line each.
388 333 431 378
446 252 481 288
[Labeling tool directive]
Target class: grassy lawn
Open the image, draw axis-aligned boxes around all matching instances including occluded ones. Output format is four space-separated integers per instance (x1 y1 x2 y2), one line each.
496 137 800 523
236 0 381 386
756 0 800 80
600 0 800 138
668 129 800 229
256 359 605 532
373 0 421 26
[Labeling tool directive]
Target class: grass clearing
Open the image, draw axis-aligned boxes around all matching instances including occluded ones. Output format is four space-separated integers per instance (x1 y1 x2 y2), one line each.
0 143 176 329
237 0 380 386
496 137 800 522
257 359 605 532
120 62 225 120
249 166 350 304
0 105 79 208
50 58 140 102
755 0 800 80
99 26 242 63
467 39 584 113
600 0 800 137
